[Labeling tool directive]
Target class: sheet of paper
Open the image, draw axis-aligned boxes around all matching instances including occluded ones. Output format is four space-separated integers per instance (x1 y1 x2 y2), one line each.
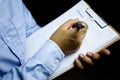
25 0 120 79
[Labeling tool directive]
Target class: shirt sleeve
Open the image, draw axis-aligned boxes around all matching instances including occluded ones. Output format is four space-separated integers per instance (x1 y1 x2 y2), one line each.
0 0 65 80
1 40 65 80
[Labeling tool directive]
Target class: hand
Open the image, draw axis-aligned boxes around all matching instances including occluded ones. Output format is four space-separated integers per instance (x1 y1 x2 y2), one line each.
50 19 88 55
75 49 110 69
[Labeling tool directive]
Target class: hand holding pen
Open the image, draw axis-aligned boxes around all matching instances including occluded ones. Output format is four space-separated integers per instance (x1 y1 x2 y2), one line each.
50 19 88 55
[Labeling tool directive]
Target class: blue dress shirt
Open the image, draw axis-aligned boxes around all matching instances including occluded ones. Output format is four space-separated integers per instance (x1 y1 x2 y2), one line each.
0 0 64 80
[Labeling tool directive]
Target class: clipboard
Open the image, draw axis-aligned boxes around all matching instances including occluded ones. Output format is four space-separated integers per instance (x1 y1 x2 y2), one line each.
25 0 120 79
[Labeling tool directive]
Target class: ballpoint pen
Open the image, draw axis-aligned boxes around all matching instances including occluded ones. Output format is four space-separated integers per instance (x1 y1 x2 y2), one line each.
72 22 85 29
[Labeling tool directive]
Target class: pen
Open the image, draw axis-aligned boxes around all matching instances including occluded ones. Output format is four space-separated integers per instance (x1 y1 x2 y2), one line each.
72 22 85 29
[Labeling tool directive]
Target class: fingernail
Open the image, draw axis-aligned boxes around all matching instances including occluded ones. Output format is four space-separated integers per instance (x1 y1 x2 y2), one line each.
103 49 111 55
106 50 110 55
79 54 84 58
75 58 79 63
87 52 93 56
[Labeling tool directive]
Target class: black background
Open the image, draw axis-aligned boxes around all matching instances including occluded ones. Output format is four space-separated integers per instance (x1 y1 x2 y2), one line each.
23 0 120 80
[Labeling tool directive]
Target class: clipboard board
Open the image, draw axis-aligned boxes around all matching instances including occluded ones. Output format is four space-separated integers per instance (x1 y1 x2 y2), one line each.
25 0 120 79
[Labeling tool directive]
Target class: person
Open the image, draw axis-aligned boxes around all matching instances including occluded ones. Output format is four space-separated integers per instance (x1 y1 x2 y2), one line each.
0 0 110 80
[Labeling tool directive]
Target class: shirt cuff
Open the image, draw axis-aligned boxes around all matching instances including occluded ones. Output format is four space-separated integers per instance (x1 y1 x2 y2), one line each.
33 39 65 75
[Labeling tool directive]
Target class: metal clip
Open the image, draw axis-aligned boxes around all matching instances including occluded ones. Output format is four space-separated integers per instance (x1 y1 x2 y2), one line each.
86 8 107 28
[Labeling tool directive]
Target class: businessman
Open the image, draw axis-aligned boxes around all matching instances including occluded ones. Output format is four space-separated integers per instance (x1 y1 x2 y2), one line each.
0 0 110 80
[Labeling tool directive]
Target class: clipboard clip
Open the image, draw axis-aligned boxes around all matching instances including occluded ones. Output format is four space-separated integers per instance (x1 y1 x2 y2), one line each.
86 8 108 28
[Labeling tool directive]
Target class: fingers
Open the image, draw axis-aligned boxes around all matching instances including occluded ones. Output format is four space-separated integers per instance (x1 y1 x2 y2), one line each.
72 21 88 35
75 54 94 70
69 20 88 43
60 19 88 36
75 21 88 42
75 49 110 69
60 19 79 30
60 19 88 31
79 54 94 65
86 49 110 60
99 49 110 55
86 52 101 60
75 58 84 69
77 21 88 32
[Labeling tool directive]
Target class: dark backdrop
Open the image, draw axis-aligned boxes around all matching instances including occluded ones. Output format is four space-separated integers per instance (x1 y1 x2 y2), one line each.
23 0 120 80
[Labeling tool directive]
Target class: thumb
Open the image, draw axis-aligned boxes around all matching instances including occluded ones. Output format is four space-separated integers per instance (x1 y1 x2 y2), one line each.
69 21 88 36
77 22 88 35
60 19 79 30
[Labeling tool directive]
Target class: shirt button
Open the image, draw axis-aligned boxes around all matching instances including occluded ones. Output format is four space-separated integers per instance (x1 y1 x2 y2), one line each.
54 59 59 65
